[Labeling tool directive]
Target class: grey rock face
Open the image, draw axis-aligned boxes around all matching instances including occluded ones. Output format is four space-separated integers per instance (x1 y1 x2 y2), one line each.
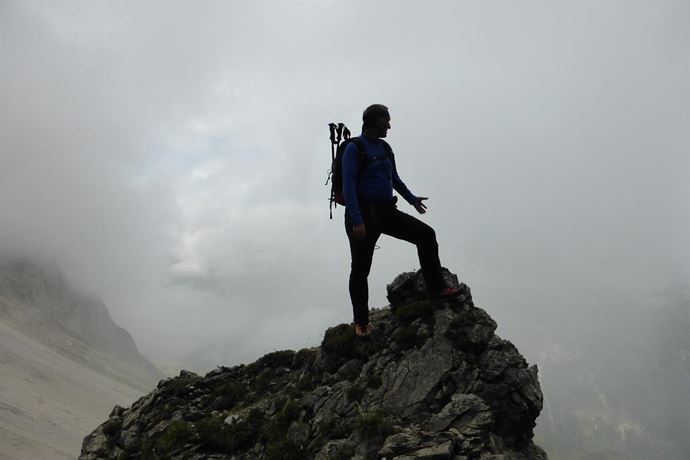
80 270 546 460
425 394 492 433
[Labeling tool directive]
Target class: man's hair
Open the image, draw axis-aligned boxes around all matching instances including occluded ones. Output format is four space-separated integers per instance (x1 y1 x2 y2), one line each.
362 104 390 130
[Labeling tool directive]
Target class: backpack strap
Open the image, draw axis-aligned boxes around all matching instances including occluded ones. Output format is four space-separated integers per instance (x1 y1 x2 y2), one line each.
380 139 394 161
350 138 396 184
349 138 368 176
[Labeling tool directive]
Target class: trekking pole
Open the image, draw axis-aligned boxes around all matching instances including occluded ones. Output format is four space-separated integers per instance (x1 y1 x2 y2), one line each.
326 122 351 219
336 123 344 146
326 123 338 186
343 125 351 141
329 123 337 162
327 123 338 218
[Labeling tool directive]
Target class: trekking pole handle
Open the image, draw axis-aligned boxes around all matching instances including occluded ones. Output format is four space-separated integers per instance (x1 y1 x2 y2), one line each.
336 123 344 144
329 123 337 144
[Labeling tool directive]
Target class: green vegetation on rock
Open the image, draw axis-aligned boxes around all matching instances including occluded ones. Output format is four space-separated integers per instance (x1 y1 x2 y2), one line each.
395 301 435 325
165 374 201 396
140 420 193 459
392 324 426 350
195 415 245 452
356 409 395 440
265 438 306 460
316 415 352 439
321 323 385 363
255 350 296 370
325 444 357 460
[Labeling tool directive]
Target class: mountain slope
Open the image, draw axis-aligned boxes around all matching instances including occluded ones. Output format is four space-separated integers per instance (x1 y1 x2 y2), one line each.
0 319 156 459
0 257 161 382
0 257 164 459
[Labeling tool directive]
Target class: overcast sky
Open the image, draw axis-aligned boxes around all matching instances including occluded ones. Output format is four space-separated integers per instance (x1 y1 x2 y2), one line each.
1 0 688 370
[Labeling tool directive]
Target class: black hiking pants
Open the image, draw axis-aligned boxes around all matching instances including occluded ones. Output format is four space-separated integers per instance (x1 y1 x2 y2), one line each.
345 199 445 326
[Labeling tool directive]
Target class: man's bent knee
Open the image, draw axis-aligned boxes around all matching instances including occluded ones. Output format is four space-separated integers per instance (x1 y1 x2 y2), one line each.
418 226 437 246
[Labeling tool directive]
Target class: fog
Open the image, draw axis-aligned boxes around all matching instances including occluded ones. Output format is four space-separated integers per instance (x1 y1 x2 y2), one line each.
1 0 688 383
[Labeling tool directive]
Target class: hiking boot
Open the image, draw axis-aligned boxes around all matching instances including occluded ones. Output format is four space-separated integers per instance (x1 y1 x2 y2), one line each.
430 286 462 300
354 323 374 337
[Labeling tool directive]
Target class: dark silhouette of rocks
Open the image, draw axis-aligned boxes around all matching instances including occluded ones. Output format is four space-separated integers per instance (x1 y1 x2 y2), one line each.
80 269 546 459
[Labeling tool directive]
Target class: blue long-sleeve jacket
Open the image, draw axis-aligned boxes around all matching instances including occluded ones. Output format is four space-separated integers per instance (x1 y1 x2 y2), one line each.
342 134 417 226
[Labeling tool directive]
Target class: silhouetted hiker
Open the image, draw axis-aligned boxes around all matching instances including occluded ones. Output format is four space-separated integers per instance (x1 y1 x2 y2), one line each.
343 104 460 337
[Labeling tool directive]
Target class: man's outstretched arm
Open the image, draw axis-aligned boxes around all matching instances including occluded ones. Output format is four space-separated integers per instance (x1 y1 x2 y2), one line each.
391 155 428 214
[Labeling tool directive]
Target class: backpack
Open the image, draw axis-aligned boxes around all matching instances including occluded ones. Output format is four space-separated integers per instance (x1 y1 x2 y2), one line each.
326 122 393 219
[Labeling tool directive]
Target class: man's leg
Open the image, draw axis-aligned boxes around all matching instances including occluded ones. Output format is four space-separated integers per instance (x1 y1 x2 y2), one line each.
345 213 380 325
380 208 446 294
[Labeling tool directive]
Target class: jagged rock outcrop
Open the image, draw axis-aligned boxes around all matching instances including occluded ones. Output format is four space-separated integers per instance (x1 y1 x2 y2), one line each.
80 270 546 459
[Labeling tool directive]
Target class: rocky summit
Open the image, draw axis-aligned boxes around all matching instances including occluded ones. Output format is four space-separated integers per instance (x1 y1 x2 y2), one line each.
80 270 546 460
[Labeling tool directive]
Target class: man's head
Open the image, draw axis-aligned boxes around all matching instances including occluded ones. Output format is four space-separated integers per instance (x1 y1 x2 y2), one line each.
362 104 391 138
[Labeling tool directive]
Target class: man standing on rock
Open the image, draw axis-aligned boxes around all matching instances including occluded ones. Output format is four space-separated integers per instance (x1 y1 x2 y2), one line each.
343 104 460 337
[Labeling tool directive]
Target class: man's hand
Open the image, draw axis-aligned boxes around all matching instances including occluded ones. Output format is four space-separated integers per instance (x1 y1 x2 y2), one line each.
413 197 429 214
353 224 366 240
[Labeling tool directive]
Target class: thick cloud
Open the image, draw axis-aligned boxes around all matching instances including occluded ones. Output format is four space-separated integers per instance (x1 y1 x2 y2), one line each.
1 0 688 367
